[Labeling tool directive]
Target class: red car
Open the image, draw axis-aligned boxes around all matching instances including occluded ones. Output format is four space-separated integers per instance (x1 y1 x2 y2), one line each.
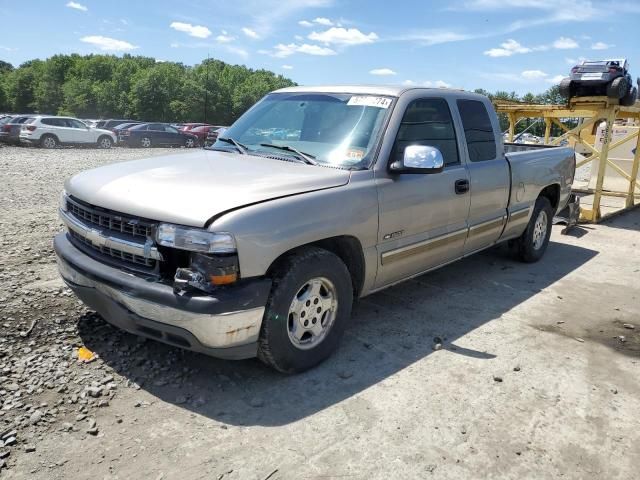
188 125 219 142
179 123 208 132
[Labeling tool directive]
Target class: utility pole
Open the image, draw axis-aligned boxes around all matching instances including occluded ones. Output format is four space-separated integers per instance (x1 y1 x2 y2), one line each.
204 53 209 123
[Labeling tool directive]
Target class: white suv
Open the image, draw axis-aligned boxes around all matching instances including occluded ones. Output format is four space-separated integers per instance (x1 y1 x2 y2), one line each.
20 116 116 149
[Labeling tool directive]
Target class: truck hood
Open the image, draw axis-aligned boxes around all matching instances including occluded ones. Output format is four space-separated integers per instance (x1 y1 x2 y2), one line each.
65 150 351 227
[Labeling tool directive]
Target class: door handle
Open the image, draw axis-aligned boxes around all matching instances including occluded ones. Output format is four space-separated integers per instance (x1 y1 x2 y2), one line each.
455 179 469 194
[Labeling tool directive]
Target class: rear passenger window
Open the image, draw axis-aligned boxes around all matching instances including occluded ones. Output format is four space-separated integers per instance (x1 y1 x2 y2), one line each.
457 100 496 162
42 118 63 127
393 98 459 166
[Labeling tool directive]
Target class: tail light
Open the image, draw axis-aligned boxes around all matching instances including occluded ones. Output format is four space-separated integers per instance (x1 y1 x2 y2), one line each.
609 67 619 73
24 125 36 132
571 66 578 73
2 125 10 132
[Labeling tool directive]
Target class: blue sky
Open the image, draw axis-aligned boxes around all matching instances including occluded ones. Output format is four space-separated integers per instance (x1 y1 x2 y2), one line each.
1 0 639 94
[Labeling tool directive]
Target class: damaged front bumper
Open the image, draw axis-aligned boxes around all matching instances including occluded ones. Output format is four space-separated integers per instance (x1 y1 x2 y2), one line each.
54 233 271 359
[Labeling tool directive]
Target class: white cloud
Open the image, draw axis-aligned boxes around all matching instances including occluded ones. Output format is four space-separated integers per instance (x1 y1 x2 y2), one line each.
216 31 235 43
80 35 138 51
298 20 313 27
294 35 304 41
282 64 293 70
484 39 531 57
521 70 548 79
402 80 417 86
313 17 333 26
369 68 396 76
66 1 87 11
591 41 613 50
270 43 337 58
393 30 473 46
308 27 378 46
170 22 211 39
553 37 578 49
242 27 259 39
225 46 249 58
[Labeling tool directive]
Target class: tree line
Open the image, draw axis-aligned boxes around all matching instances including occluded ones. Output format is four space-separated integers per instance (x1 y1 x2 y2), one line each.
0 54 566 134
0 54 296 125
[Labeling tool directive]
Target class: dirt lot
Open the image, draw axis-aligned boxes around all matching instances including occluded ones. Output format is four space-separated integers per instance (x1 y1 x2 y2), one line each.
0 144 639 479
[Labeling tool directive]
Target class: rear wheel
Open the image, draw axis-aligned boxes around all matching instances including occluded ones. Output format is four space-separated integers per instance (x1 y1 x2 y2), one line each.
97 135 112 149
607 77 628 99
559 78 573 99
258 247 353 373
515 196 553 263
140 136 152 148
620 86 637 107
184 137 196 148
40 134 57 149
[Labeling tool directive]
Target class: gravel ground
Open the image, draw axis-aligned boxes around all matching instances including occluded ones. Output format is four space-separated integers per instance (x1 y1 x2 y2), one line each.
0 144 639 479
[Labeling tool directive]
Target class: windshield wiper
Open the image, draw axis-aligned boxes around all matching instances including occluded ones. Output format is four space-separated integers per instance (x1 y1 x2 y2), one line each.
217 137 248 154
259 143 318 165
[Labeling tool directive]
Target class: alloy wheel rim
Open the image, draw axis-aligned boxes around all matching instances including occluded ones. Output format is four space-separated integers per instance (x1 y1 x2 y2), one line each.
142 138 150 147
287 277 338 350
532 210 548 250
101 138 110 148
44 137 55 148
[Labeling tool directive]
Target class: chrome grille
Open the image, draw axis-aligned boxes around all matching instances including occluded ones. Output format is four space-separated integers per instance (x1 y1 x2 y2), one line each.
67 197 154 239
70 230 156 268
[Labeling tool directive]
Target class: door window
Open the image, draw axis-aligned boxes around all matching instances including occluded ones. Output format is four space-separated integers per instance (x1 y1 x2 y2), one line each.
164 126 179 134
68 119 87 129
456 100 497 162
393 98 459 166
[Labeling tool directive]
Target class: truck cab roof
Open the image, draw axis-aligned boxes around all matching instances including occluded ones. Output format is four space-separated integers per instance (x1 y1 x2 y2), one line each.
273 84 467 97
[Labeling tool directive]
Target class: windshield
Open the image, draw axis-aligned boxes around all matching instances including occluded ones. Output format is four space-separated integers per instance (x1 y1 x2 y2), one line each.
209 92 393 169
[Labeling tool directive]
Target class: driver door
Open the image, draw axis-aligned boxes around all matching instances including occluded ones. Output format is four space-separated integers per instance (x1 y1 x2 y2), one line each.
375 96 470 288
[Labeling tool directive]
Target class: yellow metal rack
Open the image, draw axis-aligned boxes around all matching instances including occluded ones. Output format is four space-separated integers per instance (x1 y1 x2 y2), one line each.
496 97 640 222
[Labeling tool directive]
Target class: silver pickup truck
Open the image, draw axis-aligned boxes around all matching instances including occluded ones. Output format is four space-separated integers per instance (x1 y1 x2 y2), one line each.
55 86 576 373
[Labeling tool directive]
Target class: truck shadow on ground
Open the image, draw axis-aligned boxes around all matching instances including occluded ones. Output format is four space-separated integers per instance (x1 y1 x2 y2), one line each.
78 235 598 427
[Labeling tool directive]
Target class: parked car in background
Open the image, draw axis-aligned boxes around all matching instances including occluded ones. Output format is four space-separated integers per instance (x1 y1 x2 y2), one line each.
20 116 116 149
94 119 137 130
0 115 34 144
111 122 142 141
179 122 208 132
120 123 199 148
204 126 227 147
188 125 218 143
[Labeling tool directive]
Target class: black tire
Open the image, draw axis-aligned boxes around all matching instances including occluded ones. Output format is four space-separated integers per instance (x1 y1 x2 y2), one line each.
40 134 58 149
258 247 353 373
607 77 628 99
620 86 637 107
516 196 554 263
140 136 152 148
559 78 572 99
97 135 112 149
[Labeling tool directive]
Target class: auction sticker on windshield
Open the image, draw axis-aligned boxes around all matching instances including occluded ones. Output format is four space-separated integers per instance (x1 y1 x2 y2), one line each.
347 96 392 108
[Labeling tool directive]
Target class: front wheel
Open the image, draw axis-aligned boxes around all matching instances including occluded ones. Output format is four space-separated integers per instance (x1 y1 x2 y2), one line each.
140 136 152 148
184 137 196 148
97 136 113 149
515 196 553 263
258 247 353 373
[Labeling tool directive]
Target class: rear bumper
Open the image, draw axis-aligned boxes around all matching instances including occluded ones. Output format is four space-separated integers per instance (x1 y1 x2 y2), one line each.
54 233 271 359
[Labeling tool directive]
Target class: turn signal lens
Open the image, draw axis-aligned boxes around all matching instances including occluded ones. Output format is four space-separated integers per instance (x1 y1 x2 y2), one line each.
210 273 238 285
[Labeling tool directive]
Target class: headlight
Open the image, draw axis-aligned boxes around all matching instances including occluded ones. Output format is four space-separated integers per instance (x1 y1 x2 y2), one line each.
59 189 68 212
156 223 236 254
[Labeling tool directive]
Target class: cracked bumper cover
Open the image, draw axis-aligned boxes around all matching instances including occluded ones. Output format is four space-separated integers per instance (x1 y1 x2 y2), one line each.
54 233 271 359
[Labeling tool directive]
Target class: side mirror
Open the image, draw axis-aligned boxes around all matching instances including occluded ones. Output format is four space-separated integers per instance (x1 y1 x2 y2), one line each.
390 145 444 174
